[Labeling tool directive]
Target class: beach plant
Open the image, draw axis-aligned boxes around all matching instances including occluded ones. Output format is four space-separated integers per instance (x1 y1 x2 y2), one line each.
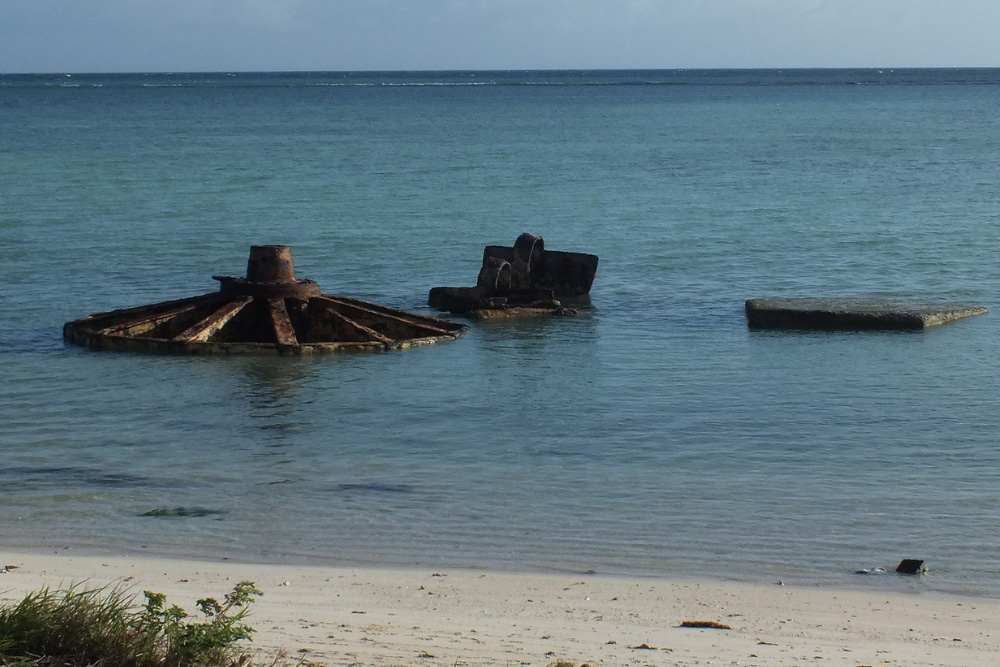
0 585 138 666
0 580 264 667
140 580 263 666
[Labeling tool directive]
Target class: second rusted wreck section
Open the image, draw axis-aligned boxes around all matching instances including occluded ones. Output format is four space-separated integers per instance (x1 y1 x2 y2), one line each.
429 233 599 319
64 245 468 354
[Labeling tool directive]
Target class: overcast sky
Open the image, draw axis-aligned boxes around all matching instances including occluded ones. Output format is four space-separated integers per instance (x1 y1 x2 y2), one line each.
3 0 999 73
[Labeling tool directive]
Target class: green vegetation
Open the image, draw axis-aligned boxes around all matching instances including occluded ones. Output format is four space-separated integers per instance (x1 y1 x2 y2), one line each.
0 581 270 666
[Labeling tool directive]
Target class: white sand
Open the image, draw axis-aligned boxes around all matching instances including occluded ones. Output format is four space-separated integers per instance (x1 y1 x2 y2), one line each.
2 550 999 666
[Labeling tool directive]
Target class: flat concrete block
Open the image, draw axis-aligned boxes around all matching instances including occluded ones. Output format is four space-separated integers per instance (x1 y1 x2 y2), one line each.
745 298 988 331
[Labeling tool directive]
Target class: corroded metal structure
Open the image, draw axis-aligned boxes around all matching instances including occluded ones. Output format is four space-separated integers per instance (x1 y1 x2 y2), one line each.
64 245 468 354
429 233 599 319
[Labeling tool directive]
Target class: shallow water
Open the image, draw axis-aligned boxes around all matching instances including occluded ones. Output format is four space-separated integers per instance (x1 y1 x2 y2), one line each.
3 69 1000 596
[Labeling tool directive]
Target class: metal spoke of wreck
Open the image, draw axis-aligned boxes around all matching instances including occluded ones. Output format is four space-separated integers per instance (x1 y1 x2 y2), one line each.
316 296 455 336
173 296 253 343
267 298 299 347
315 301 394 344
327 296 464 331
94 300 207 337
75 294 218 333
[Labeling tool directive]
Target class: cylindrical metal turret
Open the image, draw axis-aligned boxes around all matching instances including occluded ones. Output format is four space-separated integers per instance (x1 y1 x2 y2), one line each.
246 245 296 283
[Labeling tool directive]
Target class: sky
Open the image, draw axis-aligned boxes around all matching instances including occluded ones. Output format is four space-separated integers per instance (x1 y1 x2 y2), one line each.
2 0 999 73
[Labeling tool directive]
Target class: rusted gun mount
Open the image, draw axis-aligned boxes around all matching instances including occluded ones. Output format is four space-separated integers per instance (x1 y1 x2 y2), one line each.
429 233 598 319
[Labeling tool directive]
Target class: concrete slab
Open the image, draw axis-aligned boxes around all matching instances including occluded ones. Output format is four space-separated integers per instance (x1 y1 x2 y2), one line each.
745 297 988 331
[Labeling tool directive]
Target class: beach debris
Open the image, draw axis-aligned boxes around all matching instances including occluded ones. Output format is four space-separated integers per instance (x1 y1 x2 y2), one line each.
428 233 599 319
679 620 732 630
64 245 467 354
855 560 927 575
745 297 988 331
896 559 927 575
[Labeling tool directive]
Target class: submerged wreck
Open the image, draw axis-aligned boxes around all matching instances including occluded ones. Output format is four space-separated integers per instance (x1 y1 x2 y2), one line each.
64 245 468 354
745 297 988 331
429 233 599 319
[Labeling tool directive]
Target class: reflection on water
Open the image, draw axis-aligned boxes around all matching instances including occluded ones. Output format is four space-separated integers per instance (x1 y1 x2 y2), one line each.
217 356 323 445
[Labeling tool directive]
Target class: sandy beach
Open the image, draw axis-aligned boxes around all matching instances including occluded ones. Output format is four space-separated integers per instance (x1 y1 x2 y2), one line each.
2 550 998 666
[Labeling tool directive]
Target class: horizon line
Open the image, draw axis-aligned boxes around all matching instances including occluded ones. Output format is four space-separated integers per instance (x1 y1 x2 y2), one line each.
4 65 1000 77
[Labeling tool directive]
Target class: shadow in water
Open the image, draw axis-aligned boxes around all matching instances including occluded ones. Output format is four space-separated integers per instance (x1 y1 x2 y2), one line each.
0 465 151 488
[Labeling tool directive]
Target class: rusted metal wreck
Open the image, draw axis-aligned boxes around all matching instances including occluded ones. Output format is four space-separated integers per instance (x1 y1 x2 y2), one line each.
64 245 468 354
428 233 599 319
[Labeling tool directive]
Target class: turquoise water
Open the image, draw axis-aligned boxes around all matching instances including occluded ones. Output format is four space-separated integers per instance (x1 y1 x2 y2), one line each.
3 70 1000 596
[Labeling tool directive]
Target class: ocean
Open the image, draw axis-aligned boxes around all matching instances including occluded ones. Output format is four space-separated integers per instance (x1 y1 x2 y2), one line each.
2 69 999 596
